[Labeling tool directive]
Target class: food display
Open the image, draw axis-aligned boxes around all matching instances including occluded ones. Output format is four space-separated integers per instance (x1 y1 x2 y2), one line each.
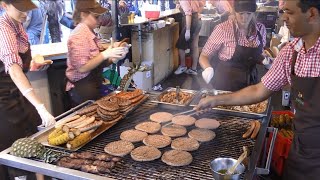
149 112 173 123
242 120 261 139
161 124 187 137
142 135 172 148
217 100 268 114
171 137 200 151
57 151 121 174
130 146 162 162
195 118 220 129
271 113 294 138
159 91 194 105
48 115 102 149
172 115 196 126
188 128 216 142
104 140 135 157
161 150 193 167
120 129 148 143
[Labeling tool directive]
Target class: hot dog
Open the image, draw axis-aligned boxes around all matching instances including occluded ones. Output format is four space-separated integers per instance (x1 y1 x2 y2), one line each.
242 121 256 138
251 120 261 139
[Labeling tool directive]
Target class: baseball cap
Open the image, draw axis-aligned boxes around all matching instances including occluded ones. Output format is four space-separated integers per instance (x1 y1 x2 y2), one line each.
234 0 257 13
76 0 107 15
3 0 37 12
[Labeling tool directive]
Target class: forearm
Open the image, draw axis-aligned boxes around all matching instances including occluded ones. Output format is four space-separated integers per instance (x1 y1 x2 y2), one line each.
199 54 211 69
9 64 42 107
185 15 192 30
78 53 111 73
214 83 273 106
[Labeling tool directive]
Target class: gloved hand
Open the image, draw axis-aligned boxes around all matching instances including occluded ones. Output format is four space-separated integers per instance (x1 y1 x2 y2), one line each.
35 104 56 127
101 47 127 60
185 29 191 41
109 45 130 64
202 67 214 84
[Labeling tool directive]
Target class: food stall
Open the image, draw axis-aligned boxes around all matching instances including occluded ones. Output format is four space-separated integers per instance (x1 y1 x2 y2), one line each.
0 88 277 180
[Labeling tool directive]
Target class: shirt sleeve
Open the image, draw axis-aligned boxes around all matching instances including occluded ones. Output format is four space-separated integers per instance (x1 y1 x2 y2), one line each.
201 23 225 57
261 45 291 91
0 26 23 73
257 23 267 47
179 0 192 15
67 36 91 70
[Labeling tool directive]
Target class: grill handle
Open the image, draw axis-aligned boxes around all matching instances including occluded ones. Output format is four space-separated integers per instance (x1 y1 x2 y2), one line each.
255 127 278 175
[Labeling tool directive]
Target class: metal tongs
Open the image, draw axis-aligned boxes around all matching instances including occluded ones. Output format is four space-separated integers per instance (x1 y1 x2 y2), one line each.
175 86 180 104
227 146 248 175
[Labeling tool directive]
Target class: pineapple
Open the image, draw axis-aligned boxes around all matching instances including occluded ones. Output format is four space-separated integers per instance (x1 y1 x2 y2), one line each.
11 138 63 163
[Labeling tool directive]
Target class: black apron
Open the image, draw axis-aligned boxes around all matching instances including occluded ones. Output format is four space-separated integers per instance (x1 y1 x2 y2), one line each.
67 63 105 107
0 46 40 180
283 51 320 180
211 23 264 91
0 45 40 151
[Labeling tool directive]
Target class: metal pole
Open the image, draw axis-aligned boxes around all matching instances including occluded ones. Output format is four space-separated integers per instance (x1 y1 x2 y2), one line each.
111 0 118 40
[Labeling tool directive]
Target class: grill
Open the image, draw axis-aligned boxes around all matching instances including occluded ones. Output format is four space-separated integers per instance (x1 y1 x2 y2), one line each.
0 94 274 180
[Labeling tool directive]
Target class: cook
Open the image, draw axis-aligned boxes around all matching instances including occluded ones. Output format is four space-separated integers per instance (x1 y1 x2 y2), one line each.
200 0 268 91
196 0 320 179
0 0 55 178
66 0 129 107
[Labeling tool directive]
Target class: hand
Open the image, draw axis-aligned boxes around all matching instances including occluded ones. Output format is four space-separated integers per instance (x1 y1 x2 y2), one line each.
35 104 56 127
202 67 214 84
185 29 191 41
30 55 52 71
194 96 218 111
101 47 127 60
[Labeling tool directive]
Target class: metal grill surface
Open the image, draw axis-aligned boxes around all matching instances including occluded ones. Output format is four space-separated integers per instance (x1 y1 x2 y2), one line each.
46 98 260 180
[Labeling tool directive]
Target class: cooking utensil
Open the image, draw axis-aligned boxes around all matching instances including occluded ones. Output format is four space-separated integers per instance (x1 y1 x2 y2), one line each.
227 146 248 175
175 86 180 104
210 157 245 180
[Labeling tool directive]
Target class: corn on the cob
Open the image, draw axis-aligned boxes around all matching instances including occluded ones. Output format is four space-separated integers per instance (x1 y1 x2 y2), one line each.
66 132 91 149
48 132 71 146
48 128 63 140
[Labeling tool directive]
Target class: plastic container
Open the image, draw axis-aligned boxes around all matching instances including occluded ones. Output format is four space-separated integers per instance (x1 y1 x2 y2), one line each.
145 11 160 19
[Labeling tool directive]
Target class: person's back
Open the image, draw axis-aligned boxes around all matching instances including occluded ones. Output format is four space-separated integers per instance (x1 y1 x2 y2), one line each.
24 9 43 45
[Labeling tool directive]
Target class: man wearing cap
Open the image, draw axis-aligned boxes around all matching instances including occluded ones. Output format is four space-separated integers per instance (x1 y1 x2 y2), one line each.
196 0 320 179
199 0 268 91
66 0 129 106
0 0 56 179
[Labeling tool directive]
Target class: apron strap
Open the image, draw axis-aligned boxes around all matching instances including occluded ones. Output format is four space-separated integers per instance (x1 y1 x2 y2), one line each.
291 51 298 75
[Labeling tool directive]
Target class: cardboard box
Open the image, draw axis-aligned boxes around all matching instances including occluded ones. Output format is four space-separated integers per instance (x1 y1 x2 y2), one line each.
120 62 153 91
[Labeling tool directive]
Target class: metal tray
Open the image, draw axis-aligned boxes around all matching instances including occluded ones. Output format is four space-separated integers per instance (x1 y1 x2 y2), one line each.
33 94 149 151
190 89 271 119
150 87 197 110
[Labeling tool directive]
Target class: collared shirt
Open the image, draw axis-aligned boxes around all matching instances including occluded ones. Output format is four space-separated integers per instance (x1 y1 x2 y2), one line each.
0 13 29 73
202 19 266 61
262 38 320 91
179 0 206 16
66 23 100 91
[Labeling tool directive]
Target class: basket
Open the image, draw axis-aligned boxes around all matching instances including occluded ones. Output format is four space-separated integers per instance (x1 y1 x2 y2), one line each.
145 11 160 19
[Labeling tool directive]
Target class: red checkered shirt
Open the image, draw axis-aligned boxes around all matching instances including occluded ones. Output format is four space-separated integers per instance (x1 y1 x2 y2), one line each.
66 23 100 91
202 19 266 61
0 13 29 73
262 38 320 91
179 0 206 15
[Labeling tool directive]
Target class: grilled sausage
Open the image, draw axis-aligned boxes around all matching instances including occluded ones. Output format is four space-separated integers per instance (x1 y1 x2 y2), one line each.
251 120 261 139
242 121 256 138
79 121 103 133
55 115 80 128
70 152 95 160
95 153 113 161
93 160 115 169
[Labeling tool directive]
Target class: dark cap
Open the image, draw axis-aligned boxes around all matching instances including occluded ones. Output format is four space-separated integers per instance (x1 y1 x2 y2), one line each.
76 0 107 15
234 0 257 13
3 0 37 12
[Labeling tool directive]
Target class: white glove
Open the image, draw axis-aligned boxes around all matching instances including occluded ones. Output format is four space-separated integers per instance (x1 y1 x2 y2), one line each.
202 67 214 84
185 29 191 41
101 47 127 60
35 104 56 127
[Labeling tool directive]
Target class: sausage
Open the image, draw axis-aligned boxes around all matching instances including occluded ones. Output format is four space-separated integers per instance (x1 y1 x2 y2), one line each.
251 120 261 139
75 116 96 128
111 157 122 162
70 152 95 160
79 120 103 133
95 153 113 161
57 160 82 169
93 160 115 169
55 115 80 128
242 121 256 138
65 115 87 128
81 165 99 174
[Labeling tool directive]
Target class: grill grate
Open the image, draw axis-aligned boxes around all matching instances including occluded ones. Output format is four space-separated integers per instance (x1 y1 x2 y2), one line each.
48 96 260 179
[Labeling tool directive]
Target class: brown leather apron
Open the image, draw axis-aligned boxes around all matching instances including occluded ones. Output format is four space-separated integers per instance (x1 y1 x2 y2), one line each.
211 23 264 91
282 51 320 179
67 62 105 107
